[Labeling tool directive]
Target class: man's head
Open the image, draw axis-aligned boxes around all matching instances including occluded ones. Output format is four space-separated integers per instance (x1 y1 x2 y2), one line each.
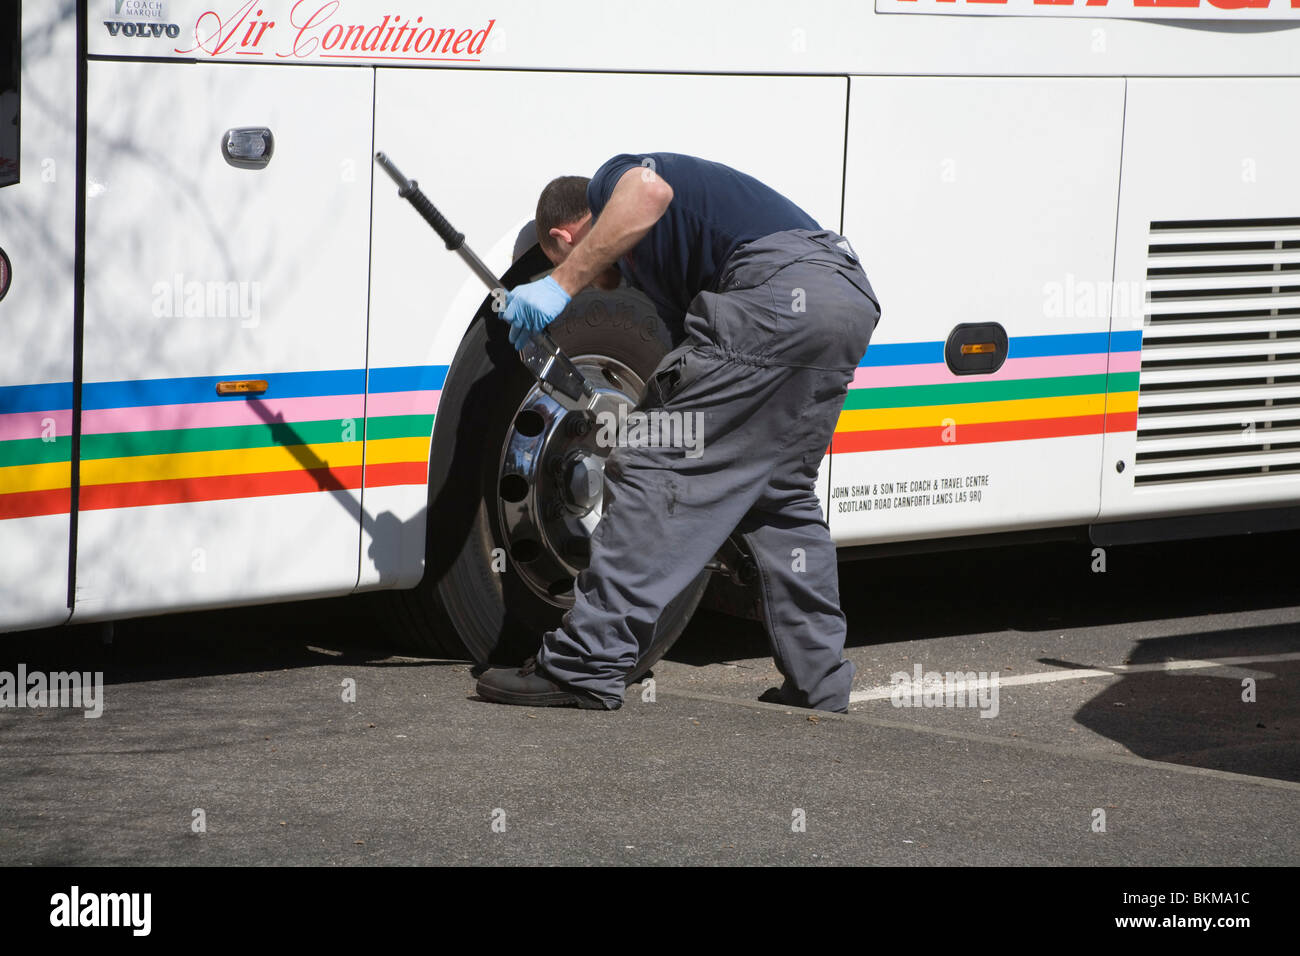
536 175 592 266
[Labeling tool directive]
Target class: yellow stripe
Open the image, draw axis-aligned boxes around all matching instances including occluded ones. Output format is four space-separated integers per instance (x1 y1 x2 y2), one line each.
0 461 72 495
836 392 1136 432
82 441 360 485
1102 390 1140 414
365 436 431 466
81 437 433 486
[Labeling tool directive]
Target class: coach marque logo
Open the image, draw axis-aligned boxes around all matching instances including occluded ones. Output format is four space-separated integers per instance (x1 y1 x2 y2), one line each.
113 0 166 13
104 20 182 38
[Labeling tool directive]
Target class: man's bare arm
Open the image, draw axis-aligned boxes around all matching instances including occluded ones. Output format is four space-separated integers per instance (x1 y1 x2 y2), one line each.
551 167 673 297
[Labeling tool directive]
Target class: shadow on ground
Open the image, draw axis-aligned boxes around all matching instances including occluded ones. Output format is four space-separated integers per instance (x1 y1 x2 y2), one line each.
5 528 1298 782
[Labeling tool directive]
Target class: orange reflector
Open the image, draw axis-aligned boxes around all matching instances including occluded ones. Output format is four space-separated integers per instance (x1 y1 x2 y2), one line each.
960 342 996 355
216 379 269 396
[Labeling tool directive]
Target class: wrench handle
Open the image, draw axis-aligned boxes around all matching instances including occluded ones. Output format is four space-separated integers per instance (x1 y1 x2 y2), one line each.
375 150 599 412
375 151 464 251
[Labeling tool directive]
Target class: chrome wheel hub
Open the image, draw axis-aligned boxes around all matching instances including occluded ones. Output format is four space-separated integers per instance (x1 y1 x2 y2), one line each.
497 354 645 606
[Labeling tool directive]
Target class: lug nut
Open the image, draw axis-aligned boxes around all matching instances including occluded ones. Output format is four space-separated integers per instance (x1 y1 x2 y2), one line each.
567 415 592 438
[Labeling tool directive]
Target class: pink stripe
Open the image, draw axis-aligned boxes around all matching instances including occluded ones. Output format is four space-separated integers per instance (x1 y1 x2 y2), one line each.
0 410 73 442
364 390 440 417
81 395 367 435
79 390 441 435
852 354 1110 389
1107 350 1142 375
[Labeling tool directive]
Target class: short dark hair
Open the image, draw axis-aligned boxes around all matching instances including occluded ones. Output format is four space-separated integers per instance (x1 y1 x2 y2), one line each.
536 176 592 254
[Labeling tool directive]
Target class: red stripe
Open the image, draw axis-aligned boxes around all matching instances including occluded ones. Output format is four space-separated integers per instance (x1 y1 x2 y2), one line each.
80 466 366 510
0 487 71 519
832 412 1136 454
1105 410 1138 432
364 460 429 487
76 460 432 511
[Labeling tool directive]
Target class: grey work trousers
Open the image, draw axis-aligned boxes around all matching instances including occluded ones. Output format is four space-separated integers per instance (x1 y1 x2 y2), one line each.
537 229 880 711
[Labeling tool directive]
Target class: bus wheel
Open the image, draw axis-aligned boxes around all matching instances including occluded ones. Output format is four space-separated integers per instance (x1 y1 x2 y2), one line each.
391 245 710 678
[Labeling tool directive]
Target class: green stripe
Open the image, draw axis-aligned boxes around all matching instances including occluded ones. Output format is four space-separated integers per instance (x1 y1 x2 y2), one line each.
81 419 359 460
1107 371 1142 392
79 414 436 460
365 414 435 440
0 436 73 468
844 373 1135 411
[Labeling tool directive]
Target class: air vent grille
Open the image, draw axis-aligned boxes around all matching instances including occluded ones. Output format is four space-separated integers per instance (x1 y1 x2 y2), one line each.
1134 217 1300 485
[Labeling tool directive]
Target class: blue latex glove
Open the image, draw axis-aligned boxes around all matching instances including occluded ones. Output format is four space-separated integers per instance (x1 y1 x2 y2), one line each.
503 275 571 349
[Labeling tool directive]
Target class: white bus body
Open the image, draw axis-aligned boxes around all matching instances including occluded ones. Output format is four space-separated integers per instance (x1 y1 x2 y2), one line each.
1 1 1297 634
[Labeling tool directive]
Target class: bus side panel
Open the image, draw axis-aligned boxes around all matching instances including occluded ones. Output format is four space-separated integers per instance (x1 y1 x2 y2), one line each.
87 0 1300 79
0 7 77 632
1099 79 1300 523
71 61 374 621
361 69 849 588
833 77 1125 546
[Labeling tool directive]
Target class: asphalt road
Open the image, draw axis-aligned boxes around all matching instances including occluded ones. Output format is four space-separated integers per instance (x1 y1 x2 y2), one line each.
1 528 1297 865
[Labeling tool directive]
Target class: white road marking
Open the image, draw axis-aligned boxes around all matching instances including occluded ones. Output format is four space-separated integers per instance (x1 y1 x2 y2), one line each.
849 651 1300 703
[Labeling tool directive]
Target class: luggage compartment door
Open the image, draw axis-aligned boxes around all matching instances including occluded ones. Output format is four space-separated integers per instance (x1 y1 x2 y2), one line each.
73 60 374 619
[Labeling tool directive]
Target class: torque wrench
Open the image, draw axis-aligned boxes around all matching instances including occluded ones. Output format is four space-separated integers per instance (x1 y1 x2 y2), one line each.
374 151 603 414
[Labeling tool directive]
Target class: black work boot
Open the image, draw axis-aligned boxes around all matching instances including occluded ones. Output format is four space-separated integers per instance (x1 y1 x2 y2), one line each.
759 686 848 715
475 656 614 710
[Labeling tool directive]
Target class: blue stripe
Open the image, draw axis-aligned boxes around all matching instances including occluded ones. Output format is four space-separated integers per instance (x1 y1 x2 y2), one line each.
0 382 74 415
369 365 448 393
2 366 449 415
82 369 367 409
1109 330 1143 352
1006 332 1113 359
860 331 1131 368
861 342 945 367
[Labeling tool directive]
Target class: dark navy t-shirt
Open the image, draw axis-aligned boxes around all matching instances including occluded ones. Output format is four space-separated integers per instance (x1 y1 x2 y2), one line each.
586 152 820 339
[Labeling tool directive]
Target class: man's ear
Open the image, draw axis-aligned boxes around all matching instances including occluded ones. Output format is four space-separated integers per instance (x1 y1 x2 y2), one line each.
548 226 572 249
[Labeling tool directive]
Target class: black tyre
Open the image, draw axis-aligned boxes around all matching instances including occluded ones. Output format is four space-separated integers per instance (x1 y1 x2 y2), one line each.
391 245 710 679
